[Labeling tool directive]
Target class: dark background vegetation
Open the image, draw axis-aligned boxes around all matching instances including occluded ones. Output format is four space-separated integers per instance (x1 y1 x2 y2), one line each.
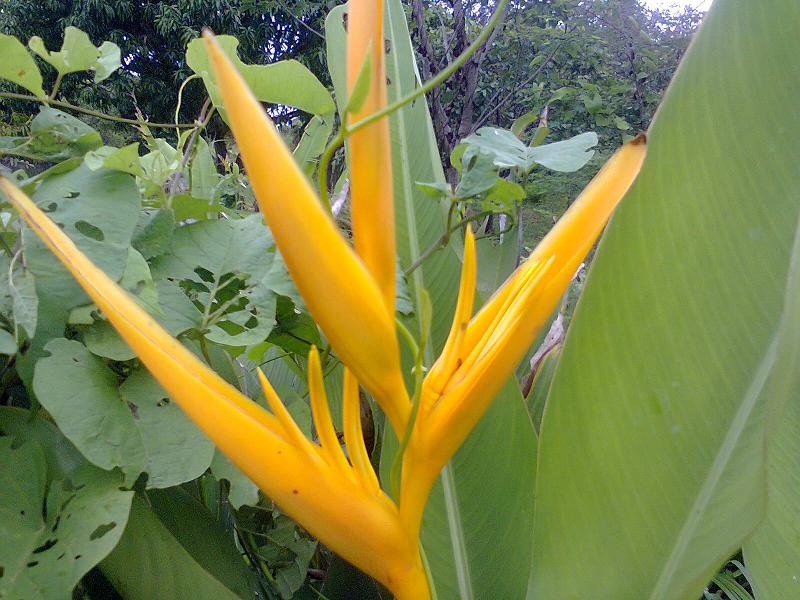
0 0 701 244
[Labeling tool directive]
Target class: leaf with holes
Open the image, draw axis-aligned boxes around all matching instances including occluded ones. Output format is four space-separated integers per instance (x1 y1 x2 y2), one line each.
151 214 285 348
0 437 132 600
119 369 215 489
33 339 217 489
15 162 138 384
101 490 257 600
33 338 147 483
0 107 102 161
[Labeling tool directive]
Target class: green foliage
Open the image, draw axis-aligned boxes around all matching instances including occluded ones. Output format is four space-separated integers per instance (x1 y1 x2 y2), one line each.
0 408 134 600
0 0 330 122
1 2 795 599
530 1 800 599
101 492 257 600
0 34 45 97
186 35 335 120
0 21 336 599
1 107 103 161
28 26 121 82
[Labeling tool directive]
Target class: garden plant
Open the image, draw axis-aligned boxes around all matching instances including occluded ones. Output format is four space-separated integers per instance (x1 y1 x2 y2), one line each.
0 0 797 599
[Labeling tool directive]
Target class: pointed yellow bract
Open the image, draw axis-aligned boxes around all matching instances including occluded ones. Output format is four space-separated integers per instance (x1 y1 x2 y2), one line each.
203 34 410 436
1 3 646 596
399 135 647 540
346 0 395 311
0 177 429 600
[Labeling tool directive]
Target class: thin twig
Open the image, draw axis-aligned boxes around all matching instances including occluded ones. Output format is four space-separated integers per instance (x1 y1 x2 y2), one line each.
471 40 565 131
0 91 196 129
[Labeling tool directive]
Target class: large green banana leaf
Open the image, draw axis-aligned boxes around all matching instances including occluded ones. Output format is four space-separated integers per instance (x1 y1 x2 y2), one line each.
530 1 800 599
326 2 537 598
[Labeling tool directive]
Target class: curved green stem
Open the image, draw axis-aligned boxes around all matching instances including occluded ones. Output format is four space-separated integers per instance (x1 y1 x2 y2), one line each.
315 0 508 211
175 74 203 128
48 73 64 101
0 91 196 129
404 209 499 277
317 130 344 212
347 0 508 137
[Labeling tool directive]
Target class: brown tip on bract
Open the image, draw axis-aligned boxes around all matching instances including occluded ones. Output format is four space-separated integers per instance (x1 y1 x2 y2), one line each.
631 132 647 145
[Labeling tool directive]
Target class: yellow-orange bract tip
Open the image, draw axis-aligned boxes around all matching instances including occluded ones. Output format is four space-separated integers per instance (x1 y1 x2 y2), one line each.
203 33 410 434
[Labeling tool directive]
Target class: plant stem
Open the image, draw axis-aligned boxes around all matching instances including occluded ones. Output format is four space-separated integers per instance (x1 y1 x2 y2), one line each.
174 74 202 128
316 130 344 212
198 335 213 365
346 0 509 137
314 0 508 207
48 73 64 101
403 209 498 277
0 91 196 129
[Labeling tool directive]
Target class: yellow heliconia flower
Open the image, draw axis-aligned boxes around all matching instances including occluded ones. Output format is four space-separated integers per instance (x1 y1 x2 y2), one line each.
0 1 646 597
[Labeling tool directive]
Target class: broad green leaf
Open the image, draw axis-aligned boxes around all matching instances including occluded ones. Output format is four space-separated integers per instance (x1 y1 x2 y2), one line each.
154 279 202 336
22 162 138 302
33 338 147 482
479 178 525 213
85 143 145 177
5 248 38 339
14 163 138 383
29 26 121 81
293 115 333 176
742 222 800 596
415 181 452 200
527 131 598 171
132 208 175 260
82 248 178 361
456 149 500 198
530 2 800 599
190 137 220 201
0 33 45 97
0 107 102 161
462 127 597 173
151 214 282 347
210 450 259 509
33 339 213 489
83 319 134 360
119 369 215 489
511 110 539 139
0 328 16 354
186 35 335 119
0 438 133 600
101 491 257 599
474 222 519 300
328 3 537 598
0 406 86 481
524 346 560 434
